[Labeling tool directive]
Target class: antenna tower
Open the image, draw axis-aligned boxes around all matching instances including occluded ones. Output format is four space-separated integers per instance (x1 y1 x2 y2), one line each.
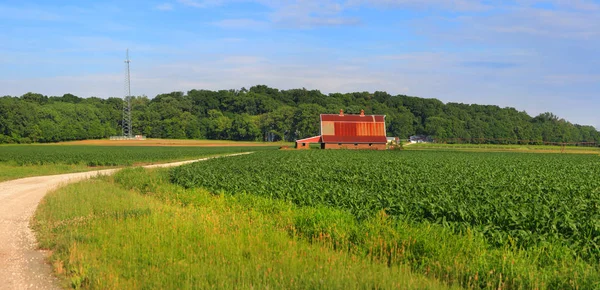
123 49 133 138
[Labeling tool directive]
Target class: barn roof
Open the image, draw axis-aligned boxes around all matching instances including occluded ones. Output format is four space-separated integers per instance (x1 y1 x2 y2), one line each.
295 135 322 143
320 114 385 123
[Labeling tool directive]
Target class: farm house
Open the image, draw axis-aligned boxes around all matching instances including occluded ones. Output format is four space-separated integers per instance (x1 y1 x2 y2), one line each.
295 109 388 150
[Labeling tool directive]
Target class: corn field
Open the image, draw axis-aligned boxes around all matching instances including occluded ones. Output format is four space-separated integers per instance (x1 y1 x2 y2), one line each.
0 145 265 166
171 150 600 260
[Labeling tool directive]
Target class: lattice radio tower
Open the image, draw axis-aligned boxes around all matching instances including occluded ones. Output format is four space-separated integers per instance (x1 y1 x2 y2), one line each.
122 49 133 138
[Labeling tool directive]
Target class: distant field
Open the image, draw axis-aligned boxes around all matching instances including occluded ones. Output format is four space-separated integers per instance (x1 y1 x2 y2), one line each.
0 145 274 182
406 142 600 154
55 138 293 147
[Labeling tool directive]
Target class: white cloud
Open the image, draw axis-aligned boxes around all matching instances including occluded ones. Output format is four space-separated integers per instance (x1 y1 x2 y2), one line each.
548 0 600 11
2 49 599 128
542 74 600 85
0 4 62 21
177 0 225 8
181 0 362 28
222 56 267 64
486 8 600 39
273 15 361 28
155 3 174 11
219 37 245 42
0 74 122 98
345 0 491 11
2 0 599 129
212 18 269 29
268 1 361 28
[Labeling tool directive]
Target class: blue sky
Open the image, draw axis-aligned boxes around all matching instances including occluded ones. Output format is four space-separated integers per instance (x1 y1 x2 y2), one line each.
1 0 599 128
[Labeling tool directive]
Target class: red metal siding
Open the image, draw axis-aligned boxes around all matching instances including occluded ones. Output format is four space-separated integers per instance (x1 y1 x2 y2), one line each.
320 113 386 144
331 122 386 137
321 136 388 143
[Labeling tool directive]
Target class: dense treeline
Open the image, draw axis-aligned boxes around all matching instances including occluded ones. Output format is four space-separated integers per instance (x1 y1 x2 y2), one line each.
1 86 599 144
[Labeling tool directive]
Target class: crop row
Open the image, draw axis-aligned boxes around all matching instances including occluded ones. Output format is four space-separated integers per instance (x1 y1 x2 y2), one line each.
171 150 600 260
0 145 270 166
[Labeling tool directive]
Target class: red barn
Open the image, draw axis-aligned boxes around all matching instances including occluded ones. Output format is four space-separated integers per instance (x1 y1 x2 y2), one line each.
295 109 387 150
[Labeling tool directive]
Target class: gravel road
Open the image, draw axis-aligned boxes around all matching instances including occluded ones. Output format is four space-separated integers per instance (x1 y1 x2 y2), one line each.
0 153 252 290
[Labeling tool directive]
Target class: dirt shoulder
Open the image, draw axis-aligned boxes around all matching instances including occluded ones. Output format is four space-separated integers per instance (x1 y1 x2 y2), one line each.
0 153 251 289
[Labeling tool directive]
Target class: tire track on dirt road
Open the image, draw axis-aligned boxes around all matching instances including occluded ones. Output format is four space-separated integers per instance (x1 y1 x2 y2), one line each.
0 152 252 290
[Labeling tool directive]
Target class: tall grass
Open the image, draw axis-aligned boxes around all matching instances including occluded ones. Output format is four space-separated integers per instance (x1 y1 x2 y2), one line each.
34 172 452 289
145 167 600 289
35 167 600 289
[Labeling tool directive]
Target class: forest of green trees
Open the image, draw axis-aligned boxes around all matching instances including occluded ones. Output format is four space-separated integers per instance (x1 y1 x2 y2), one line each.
1 85 599 144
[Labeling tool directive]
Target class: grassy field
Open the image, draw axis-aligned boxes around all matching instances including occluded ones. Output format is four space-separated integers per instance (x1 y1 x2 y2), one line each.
171 150 600 288
34 150 600 289
34 169 454 289
405 142 600 154
55 138 293 147
0 145 275 182
25 142 600 288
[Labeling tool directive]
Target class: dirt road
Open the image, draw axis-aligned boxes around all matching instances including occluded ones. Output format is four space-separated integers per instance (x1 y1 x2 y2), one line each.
0 153 252 290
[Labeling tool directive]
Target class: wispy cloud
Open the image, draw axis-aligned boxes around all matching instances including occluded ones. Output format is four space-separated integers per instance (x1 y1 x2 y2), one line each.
2 0 600 129
549 0 600 11
155 3 174 11
181 0 363 28
222 56 267 64
212 18 269 29
177 0 225 8
58 36 166 54
64 36 130 53
102 22 134 32
461 61 518 69
485 8 600 39
542 74 600 85
268 1 361 28
0 4 62 21
273 14 361 28
218 37 245 42
2 48 599 128
346 0 491 12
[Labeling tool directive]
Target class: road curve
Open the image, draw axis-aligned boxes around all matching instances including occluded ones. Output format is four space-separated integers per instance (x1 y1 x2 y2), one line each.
0 153 252 290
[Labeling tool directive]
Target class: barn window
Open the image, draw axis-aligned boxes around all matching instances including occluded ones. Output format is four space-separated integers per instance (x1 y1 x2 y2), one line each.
302 143 306 147
354 143 358 146
369 143 373 146
338 143 342 145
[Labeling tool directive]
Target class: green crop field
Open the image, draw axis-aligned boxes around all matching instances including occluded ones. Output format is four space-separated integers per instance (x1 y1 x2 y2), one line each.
0 145 274 182
30 148 600 289
405 142 600 154
171 150 600 256
170 150 600 288
0 145 273 166
35 170 454 289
